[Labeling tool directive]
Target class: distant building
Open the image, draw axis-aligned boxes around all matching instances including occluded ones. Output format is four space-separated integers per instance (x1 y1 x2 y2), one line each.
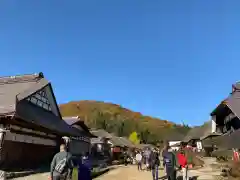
63 116 96 156
0 73 82 170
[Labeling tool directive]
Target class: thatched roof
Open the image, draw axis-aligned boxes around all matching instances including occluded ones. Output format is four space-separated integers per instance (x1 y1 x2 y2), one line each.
0 72 61 116
211 83 240 119
211 129 240 149
119 137 135 148
0 73 82 136
109 135 126 147
165 131 186 141
183 121 212 142
63 116 95 137
90 129 113 139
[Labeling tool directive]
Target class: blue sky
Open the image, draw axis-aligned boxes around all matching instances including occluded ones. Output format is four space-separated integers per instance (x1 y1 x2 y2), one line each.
0 0 240 126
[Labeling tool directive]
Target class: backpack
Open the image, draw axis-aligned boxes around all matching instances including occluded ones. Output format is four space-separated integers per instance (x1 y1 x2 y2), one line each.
164 152 174 168
55 153 69 174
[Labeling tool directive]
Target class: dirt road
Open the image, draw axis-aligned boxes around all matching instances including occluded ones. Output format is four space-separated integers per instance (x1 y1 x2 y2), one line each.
95 165 165 180
14 165 165 180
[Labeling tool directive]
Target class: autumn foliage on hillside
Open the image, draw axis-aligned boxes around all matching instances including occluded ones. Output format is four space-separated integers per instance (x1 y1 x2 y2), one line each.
59 100 190 144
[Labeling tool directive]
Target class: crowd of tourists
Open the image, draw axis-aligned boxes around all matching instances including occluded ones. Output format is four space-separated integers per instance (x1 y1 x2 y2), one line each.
49 142 190 180
133 144 189 180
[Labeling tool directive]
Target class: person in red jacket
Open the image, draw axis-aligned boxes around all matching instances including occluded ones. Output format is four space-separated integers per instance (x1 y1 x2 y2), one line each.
177 150 188 180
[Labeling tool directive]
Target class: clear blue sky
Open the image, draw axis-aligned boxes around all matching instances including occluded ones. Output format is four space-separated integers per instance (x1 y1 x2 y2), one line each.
0 0 240 126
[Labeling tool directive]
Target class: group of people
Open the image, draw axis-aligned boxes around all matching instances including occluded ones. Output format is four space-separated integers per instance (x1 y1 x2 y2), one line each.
135 144 189 180
49 143 92 180
49 142 189 180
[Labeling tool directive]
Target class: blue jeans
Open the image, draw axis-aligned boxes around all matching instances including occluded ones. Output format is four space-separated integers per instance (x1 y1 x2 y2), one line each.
152 165 158 180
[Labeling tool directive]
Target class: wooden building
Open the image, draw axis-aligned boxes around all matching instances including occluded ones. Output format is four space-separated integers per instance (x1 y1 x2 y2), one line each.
63 116 95 156
211 82 240 135
210 82 240 148
0 73 83 170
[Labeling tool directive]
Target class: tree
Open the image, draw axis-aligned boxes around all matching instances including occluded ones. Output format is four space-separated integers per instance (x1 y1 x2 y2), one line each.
129 131 140 145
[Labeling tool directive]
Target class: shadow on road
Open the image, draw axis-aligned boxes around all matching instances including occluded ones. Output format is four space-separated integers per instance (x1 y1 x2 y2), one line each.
158 175 199 180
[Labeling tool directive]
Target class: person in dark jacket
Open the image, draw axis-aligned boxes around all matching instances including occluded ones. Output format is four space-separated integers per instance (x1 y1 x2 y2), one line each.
163 146 177 180
150 149 160 180
50 144 73 180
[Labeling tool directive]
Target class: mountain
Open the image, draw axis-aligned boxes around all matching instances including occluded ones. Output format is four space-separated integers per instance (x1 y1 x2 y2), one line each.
59 100 190 144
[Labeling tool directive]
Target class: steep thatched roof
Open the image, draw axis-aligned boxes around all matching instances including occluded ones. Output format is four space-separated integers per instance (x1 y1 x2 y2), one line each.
165 131 186 141
119 137 135 148
211 129 240 149
109 135 126 147
183 121 212 142
90 129 113 139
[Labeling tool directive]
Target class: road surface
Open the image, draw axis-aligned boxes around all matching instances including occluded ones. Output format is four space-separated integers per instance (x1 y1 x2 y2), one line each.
14 165 166 180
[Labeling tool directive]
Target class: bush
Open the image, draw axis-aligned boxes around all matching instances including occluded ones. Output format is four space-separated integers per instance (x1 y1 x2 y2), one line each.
229 162 240 178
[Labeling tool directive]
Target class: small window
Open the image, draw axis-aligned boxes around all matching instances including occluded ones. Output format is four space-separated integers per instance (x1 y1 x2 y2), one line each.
37 101 43 107
35 93 41 100
41 97 47 103
43 103 49 110
30 97 38 104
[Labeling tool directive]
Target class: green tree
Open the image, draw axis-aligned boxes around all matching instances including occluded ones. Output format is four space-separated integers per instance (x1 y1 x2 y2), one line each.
129 131 140 145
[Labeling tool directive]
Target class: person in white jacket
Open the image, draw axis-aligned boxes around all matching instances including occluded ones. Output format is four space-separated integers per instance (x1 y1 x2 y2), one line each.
136 151 142 171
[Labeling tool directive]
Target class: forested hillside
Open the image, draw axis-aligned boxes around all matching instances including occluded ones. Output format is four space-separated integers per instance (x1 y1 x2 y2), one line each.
59 100 190 144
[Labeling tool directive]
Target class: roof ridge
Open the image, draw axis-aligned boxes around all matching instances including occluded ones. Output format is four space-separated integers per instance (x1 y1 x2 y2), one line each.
0 72 44 85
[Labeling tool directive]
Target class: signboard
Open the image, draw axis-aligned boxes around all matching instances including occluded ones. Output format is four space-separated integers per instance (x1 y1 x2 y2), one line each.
196 141 202 150
71 136 90 143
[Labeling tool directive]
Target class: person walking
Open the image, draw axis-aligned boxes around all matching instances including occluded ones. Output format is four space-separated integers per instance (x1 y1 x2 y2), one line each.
177 150 188 180
150 149 160 180
163 145 177 180
50 144 73 180
162 145 168 176
136 151 142 171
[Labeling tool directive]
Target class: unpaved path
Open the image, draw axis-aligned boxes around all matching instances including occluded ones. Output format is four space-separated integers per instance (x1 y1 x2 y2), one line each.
95 165 165 180
14 165 165 180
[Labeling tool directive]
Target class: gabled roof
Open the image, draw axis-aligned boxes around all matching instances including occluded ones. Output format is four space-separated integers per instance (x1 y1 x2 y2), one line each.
109 135 126 147
165 131 186 141
63 116 96 137
183 123 208 142
119 137 135 148
211 83 240 119
90 129 113 139
0 73 84 137
0 72 61 117
211 129 240 149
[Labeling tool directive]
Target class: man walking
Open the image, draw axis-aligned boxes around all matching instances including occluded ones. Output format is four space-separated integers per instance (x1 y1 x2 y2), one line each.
163 145 177 180
150 149 160 180
50 144 73 180
135 151 142 171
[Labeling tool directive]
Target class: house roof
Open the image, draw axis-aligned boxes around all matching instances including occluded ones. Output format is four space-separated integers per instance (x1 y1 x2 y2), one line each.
90 129 113 139
0 72 61 117
109 135 126 147
165 131 186 141
183 122 211 142
211 129 240 149
119 137 135 148
63 116 95 137
0 73 84 137
211 83 240 120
